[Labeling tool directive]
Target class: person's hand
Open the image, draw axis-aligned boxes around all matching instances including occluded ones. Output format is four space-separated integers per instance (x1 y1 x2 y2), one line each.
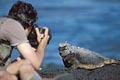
35 27 44 43
35 27 50 48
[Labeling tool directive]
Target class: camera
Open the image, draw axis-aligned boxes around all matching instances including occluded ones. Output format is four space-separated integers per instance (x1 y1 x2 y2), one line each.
28 24 51 48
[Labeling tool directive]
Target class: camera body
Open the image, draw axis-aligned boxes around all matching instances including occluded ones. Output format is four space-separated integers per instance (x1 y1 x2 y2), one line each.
28 24 51 48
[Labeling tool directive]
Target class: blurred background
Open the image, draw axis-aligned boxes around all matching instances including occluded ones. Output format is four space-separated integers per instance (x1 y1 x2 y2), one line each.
0 0 120 69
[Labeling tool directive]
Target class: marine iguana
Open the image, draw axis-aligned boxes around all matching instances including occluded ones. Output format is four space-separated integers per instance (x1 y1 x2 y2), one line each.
58 42 119 69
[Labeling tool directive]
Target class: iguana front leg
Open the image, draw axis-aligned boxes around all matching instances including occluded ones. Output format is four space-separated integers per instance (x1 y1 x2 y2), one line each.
69 58 80 69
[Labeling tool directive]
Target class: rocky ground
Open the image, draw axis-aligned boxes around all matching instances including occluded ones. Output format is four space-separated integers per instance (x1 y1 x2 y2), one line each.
38 62 120 80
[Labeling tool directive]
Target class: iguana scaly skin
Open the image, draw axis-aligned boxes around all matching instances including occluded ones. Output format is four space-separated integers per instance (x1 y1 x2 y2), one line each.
58 42 119 69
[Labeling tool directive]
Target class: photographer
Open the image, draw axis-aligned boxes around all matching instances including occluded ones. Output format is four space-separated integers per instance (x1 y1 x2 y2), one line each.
0 1 50 80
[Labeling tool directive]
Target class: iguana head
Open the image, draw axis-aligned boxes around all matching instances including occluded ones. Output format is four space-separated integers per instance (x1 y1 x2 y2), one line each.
58 42 81 68
58 42 80 57
58 42 71 57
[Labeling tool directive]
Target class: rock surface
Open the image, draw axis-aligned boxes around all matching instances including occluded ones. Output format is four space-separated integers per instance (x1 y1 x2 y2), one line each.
38 62 120 80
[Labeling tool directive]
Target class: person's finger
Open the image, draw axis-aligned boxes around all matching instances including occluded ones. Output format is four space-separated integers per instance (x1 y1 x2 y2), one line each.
35 27 41 38
42 27 49 36
39 27 50 46
44 27 50 40
42 27 50 41
35 27 44 42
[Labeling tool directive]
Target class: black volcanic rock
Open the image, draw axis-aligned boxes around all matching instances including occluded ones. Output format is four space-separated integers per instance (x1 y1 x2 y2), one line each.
38 62 120 80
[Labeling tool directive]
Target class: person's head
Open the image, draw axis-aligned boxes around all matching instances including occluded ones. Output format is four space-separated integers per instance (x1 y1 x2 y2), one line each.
8 1 37 30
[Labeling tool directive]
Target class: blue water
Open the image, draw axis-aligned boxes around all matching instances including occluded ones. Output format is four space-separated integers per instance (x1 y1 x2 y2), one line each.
1 0 120 67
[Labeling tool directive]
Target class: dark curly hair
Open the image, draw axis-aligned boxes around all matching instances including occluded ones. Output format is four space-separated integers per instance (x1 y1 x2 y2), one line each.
8 1 37 29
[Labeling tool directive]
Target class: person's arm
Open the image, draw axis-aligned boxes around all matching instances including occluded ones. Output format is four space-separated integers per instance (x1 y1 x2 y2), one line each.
17 27 50 70
3 19 49 70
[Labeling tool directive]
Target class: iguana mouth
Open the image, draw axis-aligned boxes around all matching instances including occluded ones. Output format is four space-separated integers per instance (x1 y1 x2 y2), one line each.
58 46 66 51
